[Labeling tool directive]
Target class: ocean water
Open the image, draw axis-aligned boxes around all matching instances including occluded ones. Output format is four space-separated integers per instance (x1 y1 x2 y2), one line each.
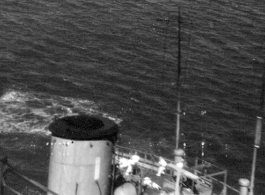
0 0 264 194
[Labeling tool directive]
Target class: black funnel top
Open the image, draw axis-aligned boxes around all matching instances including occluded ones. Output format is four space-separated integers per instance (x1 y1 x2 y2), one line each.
49 115 119 143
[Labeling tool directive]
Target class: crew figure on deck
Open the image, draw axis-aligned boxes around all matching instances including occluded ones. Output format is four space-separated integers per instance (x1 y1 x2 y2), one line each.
156 156 167 176
125 153 140 175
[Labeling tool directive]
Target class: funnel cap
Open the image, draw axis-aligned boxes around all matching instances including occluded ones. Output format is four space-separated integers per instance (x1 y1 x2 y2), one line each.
49 115 119 143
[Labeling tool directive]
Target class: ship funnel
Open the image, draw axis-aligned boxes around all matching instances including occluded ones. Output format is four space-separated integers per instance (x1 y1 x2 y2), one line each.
47 115 118 195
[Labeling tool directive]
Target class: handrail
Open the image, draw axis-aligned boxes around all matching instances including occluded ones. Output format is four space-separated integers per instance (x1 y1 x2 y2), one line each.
2 179 22 195
200 175 240 194
0 148 248 195
115 145 173 163
115 145 241 195
195 157 224 171
7 167 59 195
0 156 58 195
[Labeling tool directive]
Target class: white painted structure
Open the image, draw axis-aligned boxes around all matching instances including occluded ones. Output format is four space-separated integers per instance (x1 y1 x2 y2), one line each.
48 137 113 195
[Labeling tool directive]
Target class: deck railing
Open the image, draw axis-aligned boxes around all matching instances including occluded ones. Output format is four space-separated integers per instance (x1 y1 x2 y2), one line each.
0 146 250 195
0 156 56 195
115 145 249 195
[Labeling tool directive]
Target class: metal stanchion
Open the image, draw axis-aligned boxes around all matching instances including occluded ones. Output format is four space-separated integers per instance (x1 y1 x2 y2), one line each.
239 178 249 195
0 156 7 195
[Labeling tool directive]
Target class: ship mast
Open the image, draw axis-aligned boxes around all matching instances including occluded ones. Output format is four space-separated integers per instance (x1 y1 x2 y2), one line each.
176 7 181 149
249 67 265 195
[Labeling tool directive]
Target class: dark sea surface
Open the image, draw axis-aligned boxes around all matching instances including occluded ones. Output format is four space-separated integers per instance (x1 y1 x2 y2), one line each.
0 0 264 194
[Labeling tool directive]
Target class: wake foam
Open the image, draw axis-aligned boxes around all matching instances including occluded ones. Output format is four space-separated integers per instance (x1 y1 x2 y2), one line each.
0 90 122 135
1 91 27 102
